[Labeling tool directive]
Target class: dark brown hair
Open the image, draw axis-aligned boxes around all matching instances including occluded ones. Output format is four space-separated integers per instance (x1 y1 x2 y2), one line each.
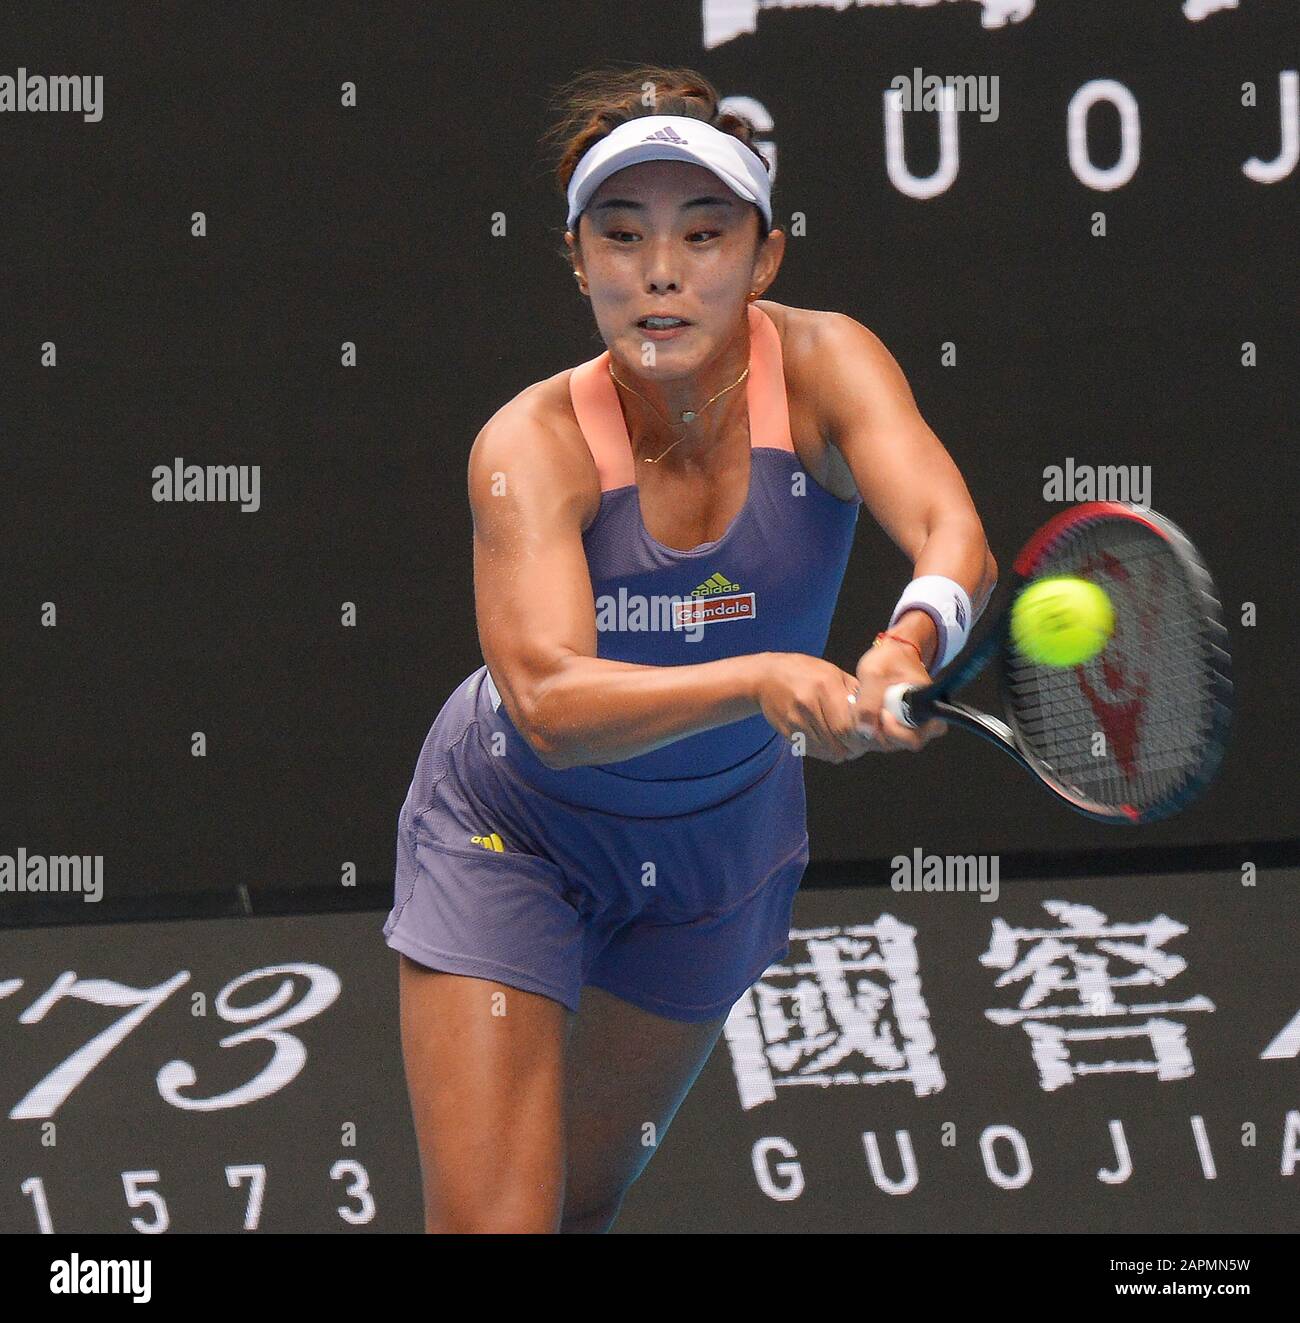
540 63 772 240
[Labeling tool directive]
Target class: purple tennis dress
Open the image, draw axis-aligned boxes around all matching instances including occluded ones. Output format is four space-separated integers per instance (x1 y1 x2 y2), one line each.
383 306 861 1020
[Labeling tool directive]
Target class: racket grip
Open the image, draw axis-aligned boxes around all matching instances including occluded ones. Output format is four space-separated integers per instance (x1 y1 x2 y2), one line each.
883 683 920 729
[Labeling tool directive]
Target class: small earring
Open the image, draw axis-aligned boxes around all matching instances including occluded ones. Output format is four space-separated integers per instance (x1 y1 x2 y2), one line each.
746 290 758 302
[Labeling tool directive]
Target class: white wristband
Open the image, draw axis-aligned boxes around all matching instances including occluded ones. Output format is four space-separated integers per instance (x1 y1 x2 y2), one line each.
889 575 972 671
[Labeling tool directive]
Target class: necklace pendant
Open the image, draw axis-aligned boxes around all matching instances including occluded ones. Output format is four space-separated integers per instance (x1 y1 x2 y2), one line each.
680 410 697 424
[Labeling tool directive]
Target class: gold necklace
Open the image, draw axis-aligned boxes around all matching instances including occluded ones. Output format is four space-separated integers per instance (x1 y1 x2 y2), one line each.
607 361 751 463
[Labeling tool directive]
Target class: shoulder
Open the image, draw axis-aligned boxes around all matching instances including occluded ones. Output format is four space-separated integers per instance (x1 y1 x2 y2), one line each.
468 369 602 531
759 300 899 394
756 301 900 500
765 300 917 445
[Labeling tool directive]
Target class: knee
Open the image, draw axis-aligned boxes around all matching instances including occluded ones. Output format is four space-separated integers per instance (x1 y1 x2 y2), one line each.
426 1208 558 1234
425 1187 563 1234
558 1192 628 1235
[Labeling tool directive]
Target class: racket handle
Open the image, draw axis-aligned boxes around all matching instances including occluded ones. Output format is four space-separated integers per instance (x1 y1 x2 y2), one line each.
883 682 920 729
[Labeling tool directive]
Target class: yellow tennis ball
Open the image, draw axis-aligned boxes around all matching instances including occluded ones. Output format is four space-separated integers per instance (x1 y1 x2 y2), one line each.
1011 576 1114 667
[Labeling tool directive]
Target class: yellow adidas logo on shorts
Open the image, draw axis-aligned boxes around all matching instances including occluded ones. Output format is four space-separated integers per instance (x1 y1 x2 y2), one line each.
469 832 505 852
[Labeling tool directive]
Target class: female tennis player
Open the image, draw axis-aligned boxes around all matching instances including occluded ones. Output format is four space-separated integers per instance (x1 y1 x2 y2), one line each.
384 65 997 1233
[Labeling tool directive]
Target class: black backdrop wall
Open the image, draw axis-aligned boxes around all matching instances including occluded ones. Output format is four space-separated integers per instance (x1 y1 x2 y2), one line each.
3 1 1296 905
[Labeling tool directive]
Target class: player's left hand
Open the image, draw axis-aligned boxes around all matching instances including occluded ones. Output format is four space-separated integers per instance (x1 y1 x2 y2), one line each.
850 639 948 752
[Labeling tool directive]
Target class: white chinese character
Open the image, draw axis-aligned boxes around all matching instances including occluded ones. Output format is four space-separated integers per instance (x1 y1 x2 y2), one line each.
723 916 944 1110
982 900 1214 1090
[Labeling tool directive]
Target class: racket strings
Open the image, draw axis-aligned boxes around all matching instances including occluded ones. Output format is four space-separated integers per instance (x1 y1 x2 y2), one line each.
1003 520 1223 814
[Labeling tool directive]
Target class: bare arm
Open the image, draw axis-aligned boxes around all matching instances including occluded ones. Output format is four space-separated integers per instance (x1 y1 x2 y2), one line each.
812 312 998 668
469 402 768 770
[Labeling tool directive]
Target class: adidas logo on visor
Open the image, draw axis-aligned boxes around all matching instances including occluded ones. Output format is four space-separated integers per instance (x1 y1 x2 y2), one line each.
641 125 689 143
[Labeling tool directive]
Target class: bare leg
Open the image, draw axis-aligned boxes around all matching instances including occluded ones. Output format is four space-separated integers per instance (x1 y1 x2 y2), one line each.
397 953 571 1233
559 983 728 1233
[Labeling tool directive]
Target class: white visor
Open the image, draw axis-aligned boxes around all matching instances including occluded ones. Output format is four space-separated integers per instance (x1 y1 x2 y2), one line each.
565 114 772 233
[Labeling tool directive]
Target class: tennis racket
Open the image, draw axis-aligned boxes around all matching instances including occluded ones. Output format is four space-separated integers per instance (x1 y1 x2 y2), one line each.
868 501 1232 824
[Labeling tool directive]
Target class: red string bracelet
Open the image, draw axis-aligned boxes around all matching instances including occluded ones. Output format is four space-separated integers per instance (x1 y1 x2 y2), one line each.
873 630 928 666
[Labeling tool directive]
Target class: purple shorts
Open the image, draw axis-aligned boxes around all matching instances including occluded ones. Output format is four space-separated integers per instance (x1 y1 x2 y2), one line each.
382 668 809 1023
